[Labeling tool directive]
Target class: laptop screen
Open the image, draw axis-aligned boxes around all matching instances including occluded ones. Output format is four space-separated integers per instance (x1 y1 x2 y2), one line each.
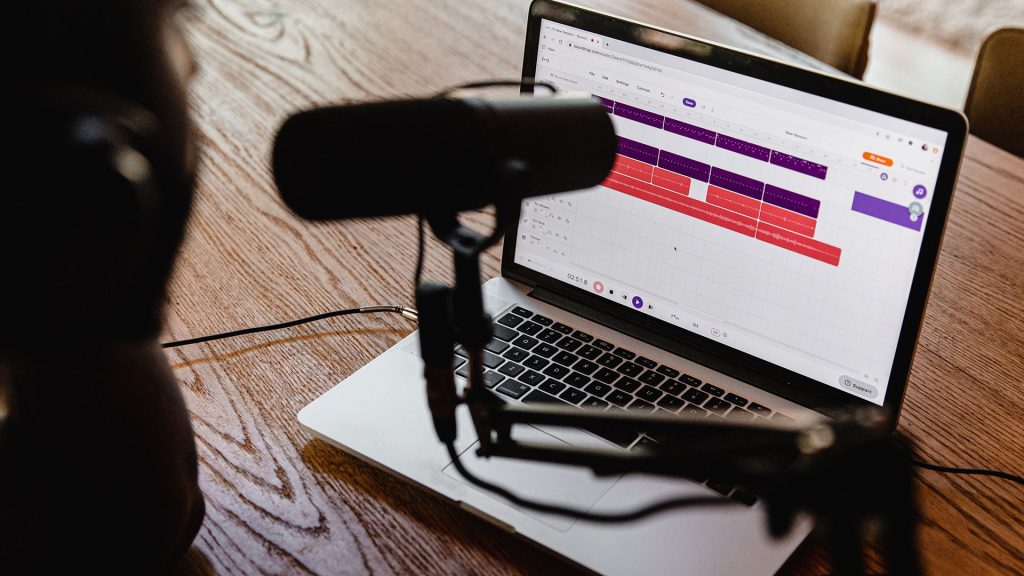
513 18 951 406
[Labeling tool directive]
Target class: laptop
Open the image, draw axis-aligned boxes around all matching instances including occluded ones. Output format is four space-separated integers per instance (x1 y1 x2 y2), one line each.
299 1 967 574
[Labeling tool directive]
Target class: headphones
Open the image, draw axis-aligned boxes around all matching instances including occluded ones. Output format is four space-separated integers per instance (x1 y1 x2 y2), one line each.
4 87 189 340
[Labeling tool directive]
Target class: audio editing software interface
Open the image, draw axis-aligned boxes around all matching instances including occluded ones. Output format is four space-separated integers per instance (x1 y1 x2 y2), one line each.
514 20 949 404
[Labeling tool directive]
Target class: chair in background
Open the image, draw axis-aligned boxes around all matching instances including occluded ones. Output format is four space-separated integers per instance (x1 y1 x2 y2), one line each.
693 0 877 78
964 28 1024 158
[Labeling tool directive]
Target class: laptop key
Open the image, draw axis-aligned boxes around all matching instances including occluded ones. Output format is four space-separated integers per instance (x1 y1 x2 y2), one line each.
523 355 549 371
618 361 644 377
454 357 466 371
556 336 583 352
657 395 684 411
511 306 533 318
484 338 510 354
491 324 517 342
498 362 525 378
571 330 593 342
612 347 636 360
537 328 562 343
531 314 553 326
481 350 505 369
748 402 772 417
606 389 632 407
724 393 748 407
656 365 680 378
533 343 558 358
512 335 539 350
497 313 525 328
637 385 663 402
559 387 587 404
497 380 530 399
635 356 657 369
552 351 579 366
592 339 615 351
683 388 709 404
543 364 570 379
503 347 530 363
519 321 543 336
704 397 730 414
482 371 505 389
627 399 655 413
564 373 591 388
679 374 702 386
519 370 545 386
552 322 574 334
573 359 599 375
701 383 725 397
523 389 570 406
597 353 623 368
454 345 468 358
659 380 687 396
539 379 566 396
578 344 602 360
582 396 609 410
456 364 470 379
583 382 612 397
639 371 665 385
593 368 619 384
681 404 707 417
614 377 641 393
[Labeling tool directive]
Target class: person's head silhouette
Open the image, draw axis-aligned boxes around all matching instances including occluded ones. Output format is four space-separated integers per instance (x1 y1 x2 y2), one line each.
3 1 206 571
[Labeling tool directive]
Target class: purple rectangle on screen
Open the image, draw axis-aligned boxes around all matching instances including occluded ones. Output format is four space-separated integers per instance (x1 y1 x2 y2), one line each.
851 192 923 231
709 167 764 200
657 150 710 182
617 137 659 165
769 150 828 180
716 134 771 162
664 117 717 145
613 102 665 129
594 95 615 113
763 184 820 218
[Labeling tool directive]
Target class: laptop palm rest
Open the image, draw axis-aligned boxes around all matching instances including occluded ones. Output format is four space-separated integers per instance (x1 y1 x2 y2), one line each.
442 424 622 532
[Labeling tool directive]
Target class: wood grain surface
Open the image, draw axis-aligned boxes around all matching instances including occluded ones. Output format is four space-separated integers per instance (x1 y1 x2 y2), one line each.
167 1 1024 574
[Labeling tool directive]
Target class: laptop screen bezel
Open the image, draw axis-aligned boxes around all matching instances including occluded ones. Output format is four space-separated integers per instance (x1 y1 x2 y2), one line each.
501 0 967 423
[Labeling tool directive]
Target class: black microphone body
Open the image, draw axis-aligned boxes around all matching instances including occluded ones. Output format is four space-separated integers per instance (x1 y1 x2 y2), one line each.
273 94 616 220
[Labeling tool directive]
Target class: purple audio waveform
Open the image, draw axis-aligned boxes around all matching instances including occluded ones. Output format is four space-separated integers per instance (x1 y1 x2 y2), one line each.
658 149 712 182
710 167 764 200
617 136 660 165
764 184 821 219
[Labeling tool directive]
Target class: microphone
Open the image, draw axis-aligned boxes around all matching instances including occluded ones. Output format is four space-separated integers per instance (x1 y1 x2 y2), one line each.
272 92 616 220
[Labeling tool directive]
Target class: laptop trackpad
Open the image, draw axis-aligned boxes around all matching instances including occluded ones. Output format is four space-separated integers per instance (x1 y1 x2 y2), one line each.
442 424 622 532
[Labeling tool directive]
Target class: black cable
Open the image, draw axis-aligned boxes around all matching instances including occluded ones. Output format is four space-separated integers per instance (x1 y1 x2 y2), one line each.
160 305 417 348
911 460 1024 486
414 214 426 289
445 442 734 523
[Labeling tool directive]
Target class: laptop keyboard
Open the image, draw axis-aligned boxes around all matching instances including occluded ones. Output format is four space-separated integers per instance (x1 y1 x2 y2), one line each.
453 304 793 506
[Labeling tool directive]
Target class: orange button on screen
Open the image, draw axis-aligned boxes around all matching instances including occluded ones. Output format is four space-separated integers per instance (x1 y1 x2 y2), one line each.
863 152 893 166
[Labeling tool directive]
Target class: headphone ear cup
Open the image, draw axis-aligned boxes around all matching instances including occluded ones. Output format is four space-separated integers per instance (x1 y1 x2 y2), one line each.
5 95 168 338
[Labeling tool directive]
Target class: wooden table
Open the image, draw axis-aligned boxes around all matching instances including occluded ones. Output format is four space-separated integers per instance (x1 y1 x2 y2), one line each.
169 1 1024 574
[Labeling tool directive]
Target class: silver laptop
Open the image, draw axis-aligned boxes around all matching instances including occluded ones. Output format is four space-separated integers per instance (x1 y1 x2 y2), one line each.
299 2 967 574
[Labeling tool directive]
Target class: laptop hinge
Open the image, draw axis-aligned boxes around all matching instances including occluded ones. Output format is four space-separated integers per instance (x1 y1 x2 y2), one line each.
528 285 833 415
